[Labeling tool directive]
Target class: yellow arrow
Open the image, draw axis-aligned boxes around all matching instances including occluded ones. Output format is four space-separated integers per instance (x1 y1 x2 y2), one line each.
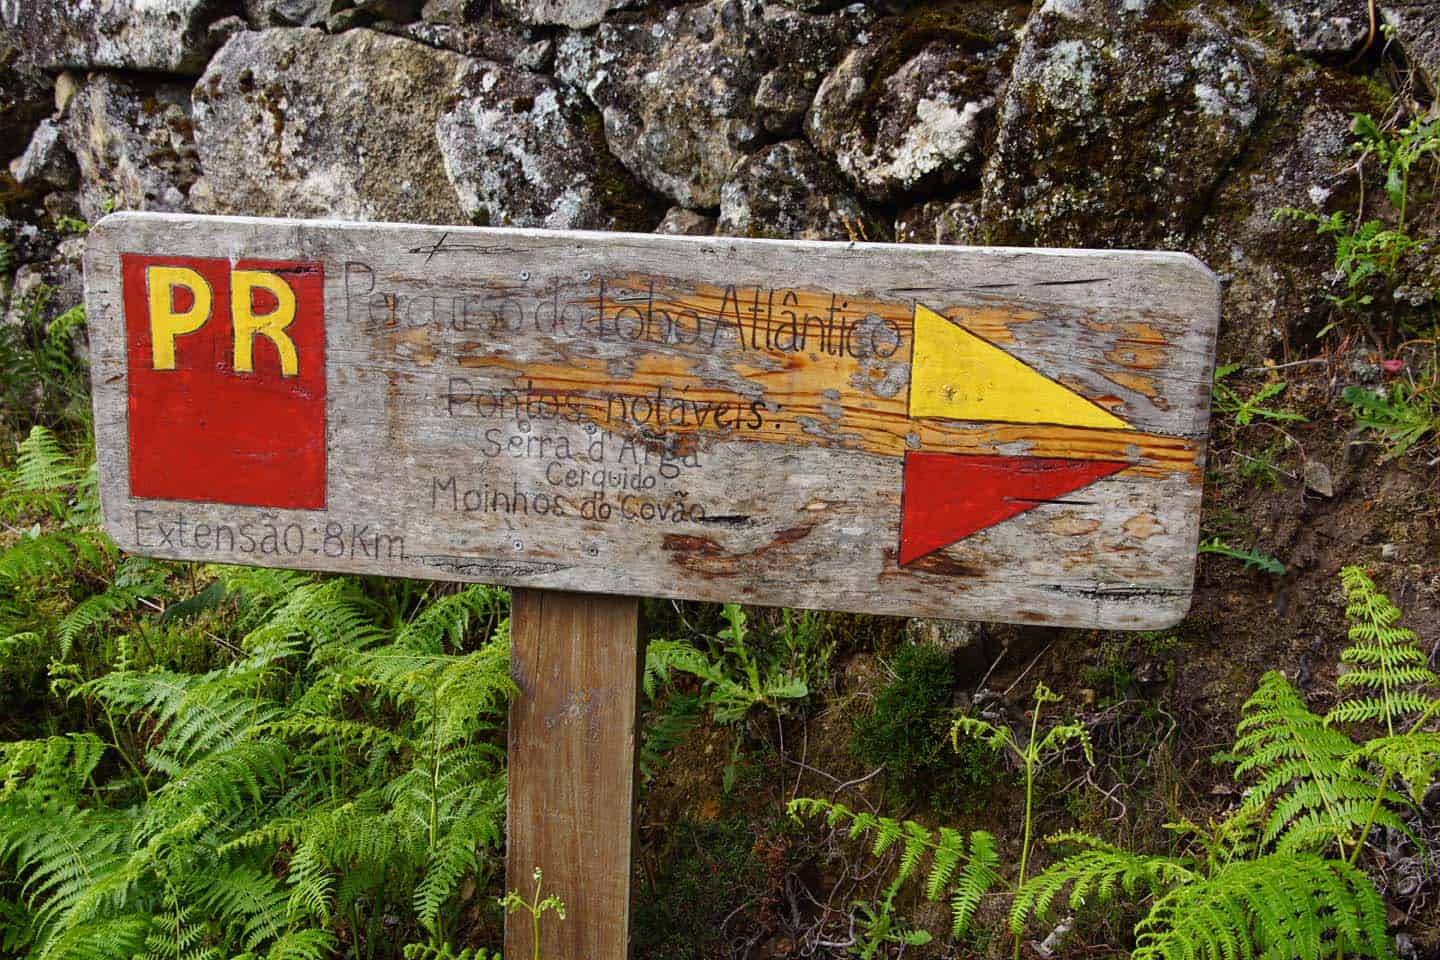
909 304 1134 431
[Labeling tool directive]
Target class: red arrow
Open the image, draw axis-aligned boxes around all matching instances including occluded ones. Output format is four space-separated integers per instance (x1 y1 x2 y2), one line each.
899 453 1129 566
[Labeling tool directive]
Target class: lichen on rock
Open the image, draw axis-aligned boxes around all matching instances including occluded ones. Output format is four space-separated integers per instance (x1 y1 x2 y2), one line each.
498 0 631 29
556 0 868 209
1381 0 1440 91
190 27 469 224
1268 0 1370 58
10 121 76 196
1194 64 1387 357
9 0 231 75
894 195 984 245
436 61 660 230
61 74 200 222
0 44 51 173
806 2 1026 203
242 0 345 27
981 0 1273 249
716 139 888 241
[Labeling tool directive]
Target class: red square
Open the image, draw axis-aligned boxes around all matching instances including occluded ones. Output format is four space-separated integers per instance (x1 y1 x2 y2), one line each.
123 254 327 509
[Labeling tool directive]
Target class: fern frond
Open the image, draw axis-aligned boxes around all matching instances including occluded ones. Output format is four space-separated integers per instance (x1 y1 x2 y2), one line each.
1010 833 1194 934
1347 732 1440 803
1131 854 1392 960
56 587 139 659
414 802 504 933
259 715 410 755
242 576 384 659
340 637 514 741
644 638 722 697
1234 671 1381 854
1332 566 1440 735
145 739 290 832
789 796 1003 937
258 928 339 960
0 805 132 952
925 827 964 901
12 425 83 487
951 715 1011 753
396 584 506 654
950 831 1000 937
1036 721 1096 765
896 820 930 883
1327 691 1440 726
0 528 113 582
639 691 702 783
82 667 279 770
35 915 151 960
1 733 106 806
284 836 337 922
193 863 293 951
142 891 214 960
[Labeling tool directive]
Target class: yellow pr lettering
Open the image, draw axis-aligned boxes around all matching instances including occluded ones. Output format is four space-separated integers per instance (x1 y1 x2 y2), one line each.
147 266 212 370
232 270 299 377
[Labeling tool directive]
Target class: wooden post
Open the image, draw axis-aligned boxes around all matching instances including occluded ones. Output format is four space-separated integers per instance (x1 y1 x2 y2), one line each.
507 589 643 960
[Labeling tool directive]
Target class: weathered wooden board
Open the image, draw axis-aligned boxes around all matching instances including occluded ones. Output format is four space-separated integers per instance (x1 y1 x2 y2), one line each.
507 590 641 960
85 212 1220 628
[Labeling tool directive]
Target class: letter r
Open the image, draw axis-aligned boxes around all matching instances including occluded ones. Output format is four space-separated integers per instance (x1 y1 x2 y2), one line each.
147 266 212 370
232 269 299 376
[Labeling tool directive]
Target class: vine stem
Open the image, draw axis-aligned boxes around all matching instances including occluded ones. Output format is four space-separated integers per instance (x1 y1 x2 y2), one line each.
1013 698 1044 960
531 872 544 960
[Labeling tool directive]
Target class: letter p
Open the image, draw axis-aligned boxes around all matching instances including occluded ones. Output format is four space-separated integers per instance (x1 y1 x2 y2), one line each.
147 266 212 370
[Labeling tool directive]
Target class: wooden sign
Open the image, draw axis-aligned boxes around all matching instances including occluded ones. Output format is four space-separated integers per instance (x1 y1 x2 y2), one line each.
84 212 1219 630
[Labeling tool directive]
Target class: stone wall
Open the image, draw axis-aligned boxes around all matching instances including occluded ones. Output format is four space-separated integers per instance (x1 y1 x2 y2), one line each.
4 1 1435 319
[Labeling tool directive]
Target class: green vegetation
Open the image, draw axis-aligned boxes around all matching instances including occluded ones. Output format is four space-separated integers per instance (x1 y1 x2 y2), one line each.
795 683 1092 957
0 292 90 439
644 604 831 791
1006 565 1437 960
953 683 1093 960
1 425 517 958
630 816 779 960
850 642 954 782
1275 110 1439 464
849 640 1003 809
1211 363 1307 429
787 799 999 952
5 102 1439 960
1196 536 1286 575
796 569 1437 959
1342 372 1439 461
1276 113 1438 324
645 604 822 726
498 869 566 960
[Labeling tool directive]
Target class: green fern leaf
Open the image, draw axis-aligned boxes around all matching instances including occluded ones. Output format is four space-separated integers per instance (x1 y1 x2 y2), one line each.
1331 567 1440 735
950 831 999 938
1234 671 1380 854
1131 854 1392 960
925 827 964 901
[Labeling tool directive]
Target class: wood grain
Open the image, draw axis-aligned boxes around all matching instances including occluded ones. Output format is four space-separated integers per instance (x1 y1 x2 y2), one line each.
507 589 641 960
84 212 1222 628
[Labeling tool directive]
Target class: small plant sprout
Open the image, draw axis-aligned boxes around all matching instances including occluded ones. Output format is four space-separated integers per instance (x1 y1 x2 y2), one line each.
499 867 567 960
792 683 1094 956
953 683 1094 960
1197 536 1286 575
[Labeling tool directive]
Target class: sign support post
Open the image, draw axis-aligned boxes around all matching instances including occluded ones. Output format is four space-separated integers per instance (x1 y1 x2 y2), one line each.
507 589 644 960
